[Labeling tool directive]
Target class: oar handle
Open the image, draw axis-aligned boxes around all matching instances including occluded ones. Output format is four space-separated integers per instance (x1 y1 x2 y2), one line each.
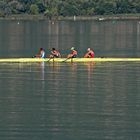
63 58 73 62
47 57 54 62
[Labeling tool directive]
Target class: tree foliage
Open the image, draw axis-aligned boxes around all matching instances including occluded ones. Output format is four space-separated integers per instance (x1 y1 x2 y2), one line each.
0 0 139 17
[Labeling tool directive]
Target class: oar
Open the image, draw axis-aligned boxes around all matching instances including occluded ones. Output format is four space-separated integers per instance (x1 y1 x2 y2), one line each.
47 57 54 62
62 57 72 62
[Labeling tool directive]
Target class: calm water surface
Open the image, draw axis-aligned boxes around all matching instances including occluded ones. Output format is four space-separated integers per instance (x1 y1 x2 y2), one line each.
0 62 140 140
0 20 140 140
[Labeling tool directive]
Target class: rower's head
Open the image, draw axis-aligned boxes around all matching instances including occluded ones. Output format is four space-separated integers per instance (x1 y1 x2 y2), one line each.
87 48 91 51
71 47 74 50
52 48 56 51
40 48 44 51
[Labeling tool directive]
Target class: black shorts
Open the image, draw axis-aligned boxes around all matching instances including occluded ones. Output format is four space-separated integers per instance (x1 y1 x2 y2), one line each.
53 55 59 58
72 55 77 58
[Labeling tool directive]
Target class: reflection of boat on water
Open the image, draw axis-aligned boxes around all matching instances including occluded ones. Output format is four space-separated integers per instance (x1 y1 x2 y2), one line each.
0 58 140 63
39 62 45 81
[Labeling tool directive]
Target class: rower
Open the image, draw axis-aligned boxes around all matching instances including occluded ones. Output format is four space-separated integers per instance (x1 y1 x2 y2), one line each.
67 47 77 58
34 48 46 58
84 48 95 58
50 48 61 58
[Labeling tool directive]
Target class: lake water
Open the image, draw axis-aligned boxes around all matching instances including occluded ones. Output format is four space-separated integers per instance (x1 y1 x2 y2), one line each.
0 19 140 140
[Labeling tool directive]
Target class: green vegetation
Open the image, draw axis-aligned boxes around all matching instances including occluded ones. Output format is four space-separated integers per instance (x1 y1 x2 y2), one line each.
0 0 140 18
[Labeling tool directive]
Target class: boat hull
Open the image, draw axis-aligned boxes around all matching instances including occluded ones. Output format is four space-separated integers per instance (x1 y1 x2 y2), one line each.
0 58 140 63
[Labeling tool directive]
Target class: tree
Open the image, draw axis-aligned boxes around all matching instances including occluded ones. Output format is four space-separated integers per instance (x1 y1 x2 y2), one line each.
58 0 80 16
95 0 117 15
30 4 39 14
116 0 132 13
0 0 140 16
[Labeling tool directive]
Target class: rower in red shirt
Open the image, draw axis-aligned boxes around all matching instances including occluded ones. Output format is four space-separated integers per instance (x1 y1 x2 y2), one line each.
50 48 61 58
67 47 77 58
84 48 95 58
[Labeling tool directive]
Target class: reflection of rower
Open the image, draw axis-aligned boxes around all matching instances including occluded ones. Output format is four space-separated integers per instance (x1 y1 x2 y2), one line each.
67 47 77 58
50 48 61 58
34 48 46 58
84 48 95 58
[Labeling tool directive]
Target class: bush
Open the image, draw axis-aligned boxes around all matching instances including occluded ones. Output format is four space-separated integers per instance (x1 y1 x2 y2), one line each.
30 4 39 14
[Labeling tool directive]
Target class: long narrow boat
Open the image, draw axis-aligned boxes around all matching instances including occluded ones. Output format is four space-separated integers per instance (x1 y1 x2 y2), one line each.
0 58 140 63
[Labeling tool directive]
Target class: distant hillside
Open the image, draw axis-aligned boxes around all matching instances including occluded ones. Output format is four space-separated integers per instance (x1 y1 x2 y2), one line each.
0 0 140 18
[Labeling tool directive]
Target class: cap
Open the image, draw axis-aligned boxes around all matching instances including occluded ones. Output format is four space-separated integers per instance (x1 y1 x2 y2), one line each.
71 47 74 50
87 48 90 51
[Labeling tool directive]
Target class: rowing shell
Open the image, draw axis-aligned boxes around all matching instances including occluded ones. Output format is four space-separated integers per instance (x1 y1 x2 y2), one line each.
0 58 140 63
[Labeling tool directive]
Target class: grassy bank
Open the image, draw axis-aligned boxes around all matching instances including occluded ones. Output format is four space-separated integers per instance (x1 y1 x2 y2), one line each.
0 14 140 21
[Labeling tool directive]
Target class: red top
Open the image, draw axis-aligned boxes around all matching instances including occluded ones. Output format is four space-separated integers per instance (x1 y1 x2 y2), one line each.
89 50 94 58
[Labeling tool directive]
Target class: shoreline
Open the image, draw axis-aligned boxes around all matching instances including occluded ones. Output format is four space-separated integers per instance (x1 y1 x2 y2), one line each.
0 14 140 21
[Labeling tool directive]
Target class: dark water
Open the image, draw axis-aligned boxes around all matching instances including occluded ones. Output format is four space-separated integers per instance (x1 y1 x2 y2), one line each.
0 20 140 140
0 20 140 58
